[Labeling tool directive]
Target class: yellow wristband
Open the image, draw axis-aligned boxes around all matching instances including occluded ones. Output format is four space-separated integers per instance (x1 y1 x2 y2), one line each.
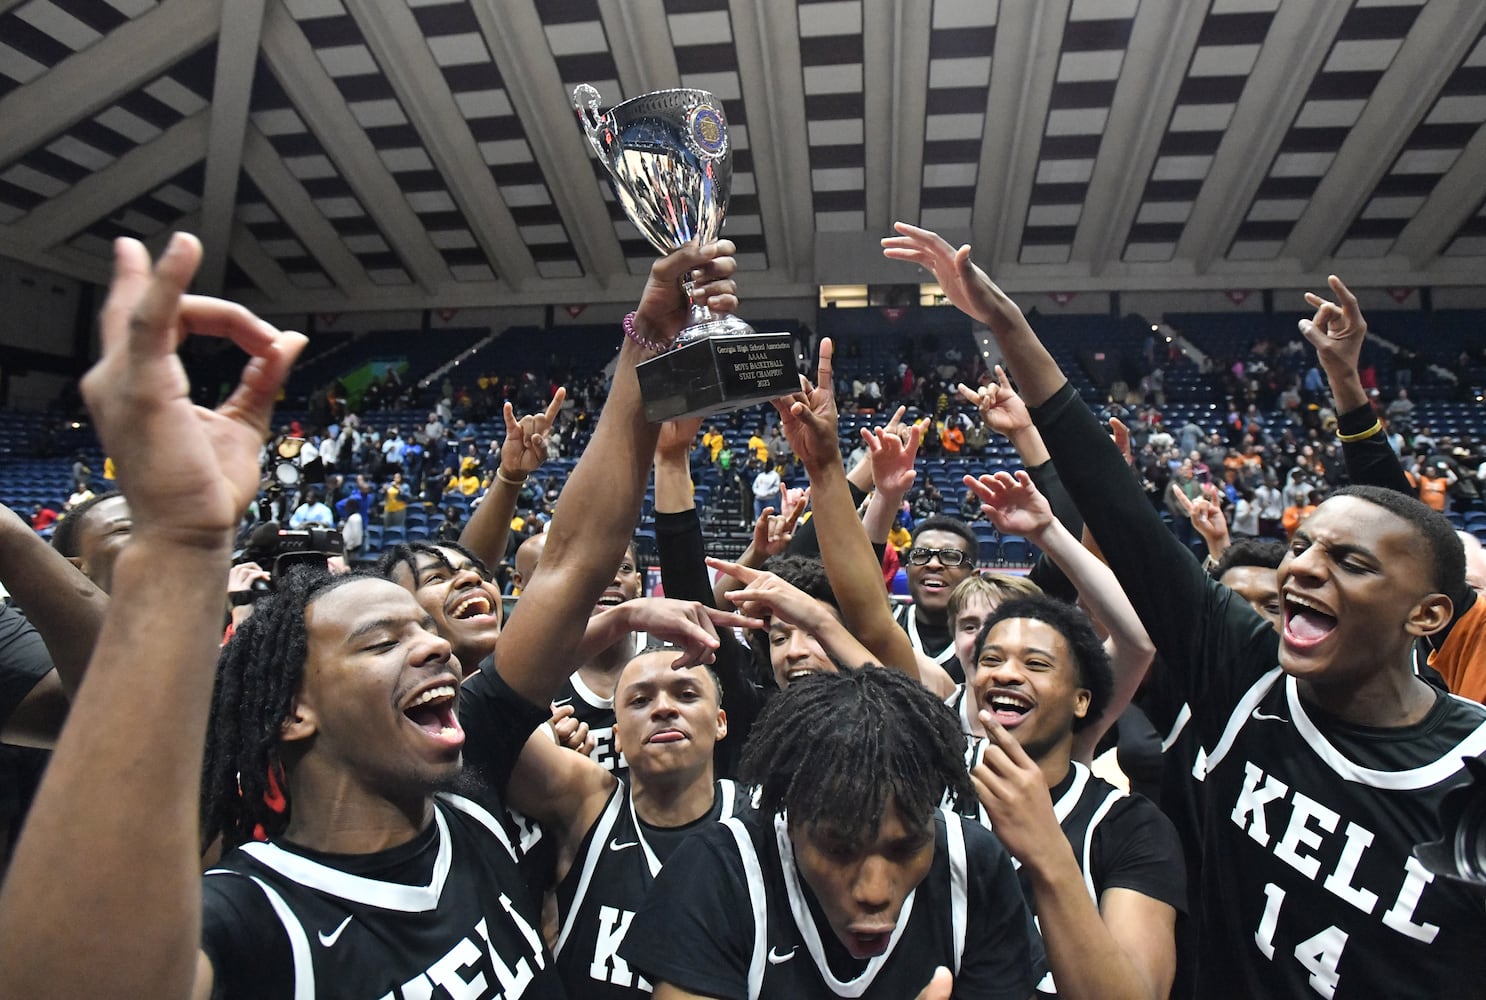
1336 420 1382 443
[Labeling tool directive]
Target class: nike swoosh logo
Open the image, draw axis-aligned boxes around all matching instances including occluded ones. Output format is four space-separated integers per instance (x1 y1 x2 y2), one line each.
1251 708 1287 722
767 946 797 965
552 698 573 708
609 839 638 851
318 915 353 947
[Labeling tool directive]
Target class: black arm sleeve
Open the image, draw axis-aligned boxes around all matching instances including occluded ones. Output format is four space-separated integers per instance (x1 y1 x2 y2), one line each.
1024 460 1079 603
0 603 55 727
1336 402 1412 495
1030 383 1280 714
456 668 550 795
654 508 761 777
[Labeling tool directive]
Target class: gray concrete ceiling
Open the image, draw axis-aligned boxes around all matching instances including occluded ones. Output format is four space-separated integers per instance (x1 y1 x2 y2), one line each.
2 0 1485 315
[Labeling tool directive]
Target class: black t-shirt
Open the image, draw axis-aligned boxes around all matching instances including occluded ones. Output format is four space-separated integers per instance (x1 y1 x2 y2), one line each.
620 807 1045 999
0 602 54 727
202 671 555 1000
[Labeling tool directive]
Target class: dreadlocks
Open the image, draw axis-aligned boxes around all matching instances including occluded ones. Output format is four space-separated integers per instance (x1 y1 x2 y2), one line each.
376 539 494 586
740 665 970 845
200 566 371 852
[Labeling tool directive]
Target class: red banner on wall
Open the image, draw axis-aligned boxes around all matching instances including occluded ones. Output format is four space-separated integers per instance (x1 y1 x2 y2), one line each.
1049 292 1076 306
565 304 587 318
1225 290 1250 305
1387 287 1414 304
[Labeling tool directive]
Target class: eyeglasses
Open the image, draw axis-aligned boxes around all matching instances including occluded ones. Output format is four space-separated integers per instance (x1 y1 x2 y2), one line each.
907 547 970 567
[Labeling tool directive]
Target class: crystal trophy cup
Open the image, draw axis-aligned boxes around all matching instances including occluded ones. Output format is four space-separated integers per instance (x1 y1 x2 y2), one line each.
574 84 798 421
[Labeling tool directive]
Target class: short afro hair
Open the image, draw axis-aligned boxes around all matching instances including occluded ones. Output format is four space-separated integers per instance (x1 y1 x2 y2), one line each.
910 514 978 555
977 595 1113 733
51 489 124 558
1328 485 1467 607
1211 538 1286 580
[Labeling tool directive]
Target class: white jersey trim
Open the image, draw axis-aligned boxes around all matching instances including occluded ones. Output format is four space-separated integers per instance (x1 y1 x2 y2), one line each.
236 805 452 913
900 604 956 665
943 808 968 975
775 811 917 997
721 816 768 1000
1160 702 1192 753
568 671 613 711
251 875 316 1000
1203 666 1284 774
554 782 625 956
1285 675 1486 790
1080 789 1126 901
436 792 520 862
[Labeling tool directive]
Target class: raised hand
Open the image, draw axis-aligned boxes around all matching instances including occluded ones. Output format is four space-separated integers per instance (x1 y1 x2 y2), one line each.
772 338 839 471
863 421 922 497
706 556 831 633
882 222 1004 326
599 596 763 669
751 487 810 558
81 235 305 547
633 239 739 348
656 415 705 458
1172 484 1230 555
963 470 1054 538
958 365 1031 440
1298 274 1366 377
501 388 566 478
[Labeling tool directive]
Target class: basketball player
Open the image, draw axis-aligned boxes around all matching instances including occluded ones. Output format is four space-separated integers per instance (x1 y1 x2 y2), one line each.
620 666 1046 999
962 593 1185 999
886 222 1486 998
0 233 739 998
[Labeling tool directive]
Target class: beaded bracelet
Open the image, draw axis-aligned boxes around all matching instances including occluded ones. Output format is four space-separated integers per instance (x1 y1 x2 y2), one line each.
622 311 669 353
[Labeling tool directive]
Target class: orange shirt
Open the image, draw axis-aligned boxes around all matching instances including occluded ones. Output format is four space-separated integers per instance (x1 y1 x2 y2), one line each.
1429 594 1486 704
1418 474 1450 513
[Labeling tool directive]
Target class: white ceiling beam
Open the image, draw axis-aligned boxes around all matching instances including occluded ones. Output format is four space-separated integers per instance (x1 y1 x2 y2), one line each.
228 222 297 304
596 0 679 96
12 112 209 246
0 0 220 167
1176 0 1352 272
1286 0 1486 269
240 125 370 294
0 234 109 285
1073 0 1207 274
344 0 537 289
260 2 450 292
1395 122 1486 268
973 0 1069 273
732 0 813 280
468 0 626 286
865 0 931 231
196 0 265 295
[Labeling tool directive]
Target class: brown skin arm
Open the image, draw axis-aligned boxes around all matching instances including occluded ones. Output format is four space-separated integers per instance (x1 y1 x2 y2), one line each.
494 242 739 707
459 389 565 567
774 341 925 681
0 234 305 999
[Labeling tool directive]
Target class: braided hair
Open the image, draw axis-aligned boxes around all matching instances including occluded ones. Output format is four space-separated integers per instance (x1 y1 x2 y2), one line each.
740 665 970 844
201 566 371 852
376 539 493 586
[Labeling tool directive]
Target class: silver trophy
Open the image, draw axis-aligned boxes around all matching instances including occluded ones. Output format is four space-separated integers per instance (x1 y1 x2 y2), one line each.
574 84 797 420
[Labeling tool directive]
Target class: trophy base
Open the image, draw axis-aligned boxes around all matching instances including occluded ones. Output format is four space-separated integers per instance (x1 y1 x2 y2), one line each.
636 331 799 422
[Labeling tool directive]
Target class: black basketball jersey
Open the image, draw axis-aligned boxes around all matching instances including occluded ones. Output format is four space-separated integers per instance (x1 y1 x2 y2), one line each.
553 778 745 997
895 603 963 682
1190 668 1486 999
553 672 627 781
945 683 977 733
620 807 1045 999
952 749 1187 998
202 793 563 1000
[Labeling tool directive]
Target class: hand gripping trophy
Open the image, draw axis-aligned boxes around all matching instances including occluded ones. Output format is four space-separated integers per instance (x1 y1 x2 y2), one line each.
574 84 798 421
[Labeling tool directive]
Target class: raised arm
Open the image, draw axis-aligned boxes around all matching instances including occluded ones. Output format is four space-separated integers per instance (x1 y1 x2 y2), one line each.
1300 275 1413 496
0 234 305 999
495 242 737 706
884 222 1274 698
458 389 564 567
774 342 948 690
964 471 1154 759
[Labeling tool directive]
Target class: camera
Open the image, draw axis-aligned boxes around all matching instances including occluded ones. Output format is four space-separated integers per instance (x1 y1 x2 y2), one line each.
1414 755 1486 895
234 521 345 598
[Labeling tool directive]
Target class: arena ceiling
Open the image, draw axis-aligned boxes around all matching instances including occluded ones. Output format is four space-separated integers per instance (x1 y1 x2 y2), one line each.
1 0 1485 316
